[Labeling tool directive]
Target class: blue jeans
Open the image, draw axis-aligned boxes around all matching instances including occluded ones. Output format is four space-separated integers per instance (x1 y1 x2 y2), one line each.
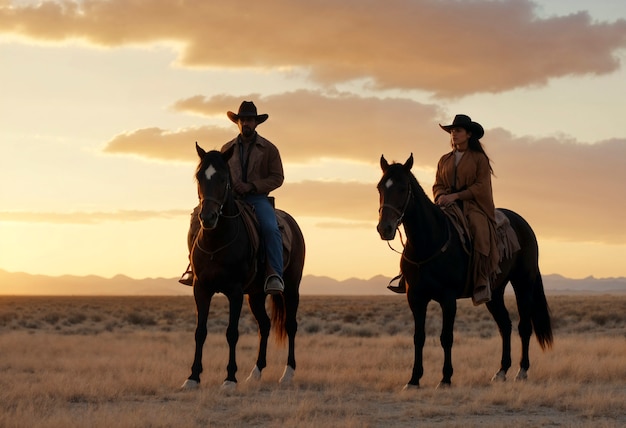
244 194 283 278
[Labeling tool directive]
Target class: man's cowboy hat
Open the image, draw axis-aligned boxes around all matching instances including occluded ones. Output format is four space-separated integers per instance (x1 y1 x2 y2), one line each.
439 114 484 139
227 101 269 124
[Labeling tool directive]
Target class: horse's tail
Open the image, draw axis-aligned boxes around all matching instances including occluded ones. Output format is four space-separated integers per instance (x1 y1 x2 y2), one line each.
270 294 287 346
531 273 553 350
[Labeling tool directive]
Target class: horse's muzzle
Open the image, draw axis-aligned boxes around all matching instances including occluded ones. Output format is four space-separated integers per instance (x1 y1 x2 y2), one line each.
199 211 219 230
377 220 397 241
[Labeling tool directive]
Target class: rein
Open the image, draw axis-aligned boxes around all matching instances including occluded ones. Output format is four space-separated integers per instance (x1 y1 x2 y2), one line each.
401 221 451 266
195 220 241 260
383 183 451 266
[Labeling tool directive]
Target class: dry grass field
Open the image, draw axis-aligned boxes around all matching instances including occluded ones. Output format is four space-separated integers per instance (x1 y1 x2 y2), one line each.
0 294 624 427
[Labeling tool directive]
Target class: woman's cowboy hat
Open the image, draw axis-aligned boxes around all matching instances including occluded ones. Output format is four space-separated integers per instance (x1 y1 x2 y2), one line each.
227 101 269 124
439 114 484 139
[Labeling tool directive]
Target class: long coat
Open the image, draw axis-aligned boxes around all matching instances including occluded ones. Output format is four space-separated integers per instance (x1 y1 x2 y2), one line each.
433 149 499 284
221 133 284 195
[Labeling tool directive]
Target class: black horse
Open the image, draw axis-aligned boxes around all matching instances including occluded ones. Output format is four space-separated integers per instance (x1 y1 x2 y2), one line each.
181 143 305 389
376 154 552 388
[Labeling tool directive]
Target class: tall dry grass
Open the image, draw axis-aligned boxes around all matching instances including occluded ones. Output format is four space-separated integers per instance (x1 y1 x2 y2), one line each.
0 294 624 427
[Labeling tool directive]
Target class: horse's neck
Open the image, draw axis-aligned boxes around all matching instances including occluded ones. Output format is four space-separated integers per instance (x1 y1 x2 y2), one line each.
403 191 447 252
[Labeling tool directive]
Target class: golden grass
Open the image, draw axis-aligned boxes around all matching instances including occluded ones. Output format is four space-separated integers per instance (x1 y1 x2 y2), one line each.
0 295 624 427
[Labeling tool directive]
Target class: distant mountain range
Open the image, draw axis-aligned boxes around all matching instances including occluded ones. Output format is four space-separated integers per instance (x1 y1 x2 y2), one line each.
0 269 625 296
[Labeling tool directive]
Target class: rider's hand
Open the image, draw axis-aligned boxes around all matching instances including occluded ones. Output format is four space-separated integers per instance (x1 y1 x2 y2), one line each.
234 182 255 195
437 193 458 207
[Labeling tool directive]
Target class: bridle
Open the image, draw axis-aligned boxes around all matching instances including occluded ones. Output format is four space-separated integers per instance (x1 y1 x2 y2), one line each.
195 175 242 259
380 177 451 266
379 183 412 234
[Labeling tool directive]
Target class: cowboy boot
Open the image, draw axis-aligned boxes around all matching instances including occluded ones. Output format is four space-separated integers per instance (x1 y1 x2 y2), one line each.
264 274 284 295
472 278 491 306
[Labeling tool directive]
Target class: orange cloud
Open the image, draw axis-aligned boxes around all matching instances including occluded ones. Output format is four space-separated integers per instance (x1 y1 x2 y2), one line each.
0 209 190 224
106 90 446 165
101 91 626 247
103 126 234 161
1 1 625 96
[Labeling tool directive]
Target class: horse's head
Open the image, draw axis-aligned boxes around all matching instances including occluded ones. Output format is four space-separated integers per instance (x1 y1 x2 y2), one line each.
376 153 414 240
195 143 234 230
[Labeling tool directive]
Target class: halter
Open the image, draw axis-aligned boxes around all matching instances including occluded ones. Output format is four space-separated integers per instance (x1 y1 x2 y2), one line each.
381 179 451 266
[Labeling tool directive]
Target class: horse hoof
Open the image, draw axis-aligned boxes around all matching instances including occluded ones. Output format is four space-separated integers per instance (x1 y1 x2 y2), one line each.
515 368 528 382
279 366 295 384
180 379 200 390
402 383 419 391
491 370 507 382
246 366 262 382
436 382 451 389
221 380 237 390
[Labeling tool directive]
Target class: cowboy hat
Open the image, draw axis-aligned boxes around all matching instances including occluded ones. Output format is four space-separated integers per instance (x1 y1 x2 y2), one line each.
227 101 269 124
439 114 484 139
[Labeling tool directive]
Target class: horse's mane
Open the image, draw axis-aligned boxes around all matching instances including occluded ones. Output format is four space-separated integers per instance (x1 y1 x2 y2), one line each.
387 162 433 207
407 169 433 207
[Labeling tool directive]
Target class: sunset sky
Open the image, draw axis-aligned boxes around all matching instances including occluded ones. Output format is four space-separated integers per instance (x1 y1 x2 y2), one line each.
1 0 625 290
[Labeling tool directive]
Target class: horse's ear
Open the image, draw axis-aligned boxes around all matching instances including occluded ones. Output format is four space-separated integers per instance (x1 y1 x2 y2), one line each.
195 142 206 159
380 155 390 172
222 144 235 163
404 153 414 170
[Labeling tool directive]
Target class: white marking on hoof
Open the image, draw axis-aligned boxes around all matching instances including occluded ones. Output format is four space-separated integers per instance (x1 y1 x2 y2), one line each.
515 368 528 382
491 370 507 382
436 382 451 389
246 365 262 382
180 379 199 390
402 383 419 391
279 366 295 384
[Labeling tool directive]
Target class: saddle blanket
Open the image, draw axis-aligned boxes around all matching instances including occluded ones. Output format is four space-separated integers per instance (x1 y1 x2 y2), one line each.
442 205 520 263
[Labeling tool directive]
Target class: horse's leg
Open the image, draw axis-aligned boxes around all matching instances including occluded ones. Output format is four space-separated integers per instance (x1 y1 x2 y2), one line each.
224 289 244 386
280 290 299 383
182 288 213 389
486 286 512 381
246 293 271 382
407 295 428 388
512 280 533 381
438 296 457 387
285 291 299 369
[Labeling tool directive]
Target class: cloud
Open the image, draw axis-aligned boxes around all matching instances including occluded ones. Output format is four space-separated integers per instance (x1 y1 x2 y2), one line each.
100 90 626 245
0 209 190 224
105 90 446 164
103 126 234 161
274 181 379 223
3 136 625 243
2 0 625 96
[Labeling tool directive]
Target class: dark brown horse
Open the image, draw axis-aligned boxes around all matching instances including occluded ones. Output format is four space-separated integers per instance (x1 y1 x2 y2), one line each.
376 154 552 388
181 143 305 389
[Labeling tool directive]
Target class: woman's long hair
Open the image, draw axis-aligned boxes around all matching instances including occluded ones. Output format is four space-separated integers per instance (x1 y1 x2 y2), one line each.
469 136 494 175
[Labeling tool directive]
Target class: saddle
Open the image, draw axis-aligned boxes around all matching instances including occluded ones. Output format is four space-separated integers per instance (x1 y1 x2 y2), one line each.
441 205 520 263
237 198 295 289
442 204 521 297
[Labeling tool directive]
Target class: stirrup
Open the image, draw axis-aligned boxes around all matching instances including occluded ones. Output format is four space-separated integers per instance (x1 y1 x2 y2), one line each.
387 274 406 294
178 265 194 286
